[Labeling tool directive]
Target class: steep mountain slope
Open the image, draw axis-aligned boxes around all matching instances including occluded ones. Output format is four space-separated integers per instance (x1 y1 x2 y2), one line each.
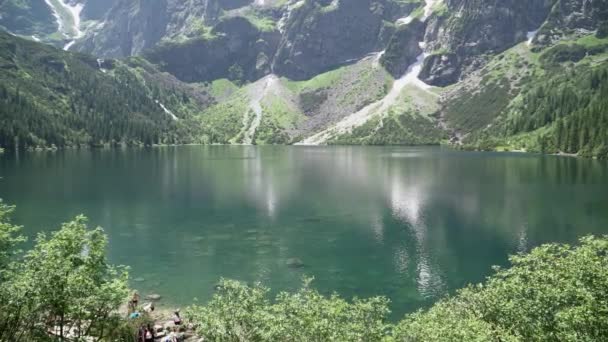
447 33 608 158
0 31 214 149
0 0 607 157
0 0 56 39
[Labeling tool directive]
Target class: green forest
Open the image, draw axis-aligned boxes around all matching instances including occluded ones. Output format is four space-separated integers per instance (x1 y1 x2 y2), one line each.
0 31 205 149
459 34 608 158
1 28 608 158
506 64 608 157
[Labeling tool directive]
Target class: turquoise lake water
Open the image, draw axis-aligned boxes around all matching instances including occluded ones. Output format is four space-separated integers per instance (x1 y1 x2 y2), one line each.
1 146 607 319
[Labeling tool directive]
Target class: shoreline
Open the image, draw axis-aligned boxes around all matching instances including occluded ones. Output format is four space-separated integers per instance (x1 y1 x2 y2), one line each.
1 143 597 160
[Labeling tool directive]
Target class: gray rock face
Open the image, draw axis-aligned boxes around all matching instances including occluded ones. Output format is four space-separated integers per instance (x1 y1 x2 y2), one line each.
144 16 279 83
77 0 235 58
4 0 606 89
77 0 170 58
536 0 608 46
271 0 415 80
88 0 416 82
419 53 460 87
80 0 118 21
419 0 554 85
380 19 425 78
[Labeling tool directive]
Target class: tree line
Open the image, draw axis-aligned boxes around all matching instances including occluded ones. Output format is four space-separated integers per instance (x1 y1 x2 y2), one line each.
504 63 608 157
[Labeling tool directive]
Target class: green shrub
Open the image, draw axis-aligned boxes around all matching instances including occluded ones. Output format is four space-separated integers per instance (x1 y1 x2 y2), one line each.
186 236 608 341
397 236 608 341
0 211 130 341
540 44 587 65
186 278 391 342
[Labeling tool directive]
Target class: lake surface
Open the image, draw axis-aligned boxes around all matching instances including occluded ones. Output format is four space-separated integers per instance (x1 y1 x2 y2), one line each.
1 146 607 319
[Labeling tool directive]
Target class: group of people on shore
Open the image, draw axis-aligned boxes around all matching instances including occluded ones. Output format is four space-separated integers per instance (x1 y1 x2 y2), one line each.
127 291 186 342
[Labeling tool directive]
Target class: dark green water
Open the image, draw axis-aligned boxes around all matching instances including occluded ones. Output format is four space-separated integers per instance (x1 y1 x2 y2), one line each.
1 146 607 319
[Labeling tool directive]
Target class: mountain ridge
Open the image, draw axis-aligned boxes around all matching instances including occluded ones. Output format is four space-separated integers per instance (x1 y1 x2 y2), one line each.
0 0 607 157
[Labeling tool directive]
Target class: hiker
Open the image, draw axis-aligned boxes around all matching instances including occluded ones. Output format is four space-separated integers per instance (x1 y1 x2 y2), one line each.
173 310 182 325
144 323 155 342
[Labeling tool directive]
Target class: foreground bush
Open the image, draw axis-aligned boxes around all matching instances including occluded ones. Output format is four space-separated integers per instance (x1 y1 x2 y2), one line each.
396 236 608 341
0 203 130 341
186 236 608 342
186 278 391 341
1 201 607 341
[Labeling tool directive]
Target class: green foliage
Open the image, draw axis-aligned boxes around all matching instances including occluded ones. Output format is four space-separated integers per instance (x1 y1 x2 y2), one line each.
238 9 277 32
186 277 391 342
540 44 588 65
0 212 130 341
254 94 304 145
185 236 608 342
393 296 519 341
0 31 209 149
198 91 250 144
502 64 608 157
444 77 513 134
477 237 608 341
228 64 246 86
397 236 608 341
0 201 24 279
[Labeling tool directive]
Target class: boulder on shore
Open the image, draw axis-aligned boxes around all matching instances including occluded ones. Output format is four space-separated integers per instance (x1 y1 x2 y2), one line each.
146 293 162 301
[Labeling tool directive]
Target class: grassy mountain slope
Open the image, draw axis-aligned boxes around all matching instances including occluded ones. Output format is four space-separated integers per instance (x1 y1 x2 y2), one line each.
443 32 608 158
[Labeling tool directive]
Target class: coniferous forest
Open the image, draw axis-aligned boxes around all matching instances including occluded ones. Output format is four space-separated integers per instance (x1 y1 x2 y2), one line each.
0 32 206 149
505 64 608 157
1 28 608 157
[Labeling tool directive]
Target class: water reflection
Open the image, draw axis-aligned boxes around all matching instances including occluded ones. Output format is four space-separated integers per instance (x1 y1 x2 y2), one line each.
0 146 607 319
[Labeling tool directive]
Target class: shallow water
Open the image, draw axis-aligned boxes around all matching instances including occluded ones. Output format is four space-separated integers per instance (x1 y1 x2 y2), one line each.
1 146 607 319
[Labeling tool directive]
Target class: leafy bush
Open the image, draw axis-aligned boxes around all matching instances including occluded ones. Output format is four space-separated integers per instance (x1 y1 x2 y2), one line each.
186 236 608 341
186 278 391 342
540 44 587 65
396 236 608 342
0 209 130 341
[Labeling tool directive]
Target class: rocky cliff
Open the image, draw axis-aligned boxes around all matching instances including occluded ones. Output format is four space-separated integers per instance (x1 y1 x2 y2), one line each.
1 0 607 156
